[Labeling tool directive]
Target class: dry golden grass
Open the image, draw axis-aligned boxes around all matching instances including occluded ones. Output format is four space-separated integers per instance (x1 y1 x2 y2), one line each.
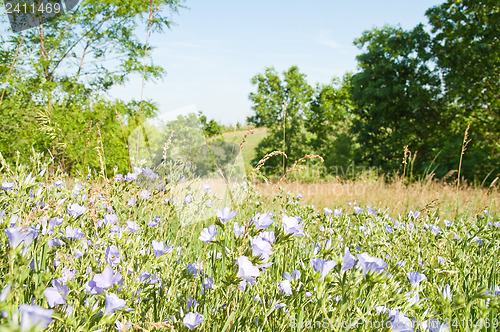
255 178 499 220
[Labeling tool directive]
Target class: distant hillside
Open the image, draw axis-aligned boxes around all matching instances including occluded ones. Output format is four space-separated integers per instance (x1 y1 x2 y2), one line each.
218 127 267 172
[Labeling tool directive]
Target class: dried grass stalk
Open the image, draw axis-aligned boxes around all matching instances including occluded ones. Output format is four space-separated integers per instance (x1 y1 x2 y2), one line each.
279 154 324 182
252 151 287 173
240 125 255 149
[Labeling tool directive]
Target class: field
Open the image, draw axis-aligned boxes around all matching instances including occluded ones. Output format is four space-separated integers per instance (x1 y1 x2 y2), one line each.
220 127 499 221
1 133 499 331
1 0 498 330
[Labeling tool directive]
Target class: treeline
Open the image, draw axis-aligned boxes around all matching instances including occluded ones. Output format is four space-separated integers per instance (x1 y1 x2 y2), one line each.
247 0 499 184
0 0 498 184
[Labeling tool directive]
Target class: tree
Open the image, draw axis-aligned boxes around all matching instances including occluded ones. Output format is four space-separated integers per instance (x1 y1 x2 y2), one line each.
0 0 185 174
0 0 183 89
247 66 314 171
426 0 500 182
350 24 448 175
198 112 222 138
305 75 355 173
426 0 500 119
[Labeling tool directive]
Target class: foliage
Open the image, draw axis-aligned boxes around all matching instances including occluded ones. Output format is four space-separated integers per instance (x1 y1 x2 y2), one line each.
198 112 222 138
305 75 355 173
0 0 184 89
350 24 446 174
247 66 314 172
0 0 185 175
425 0 500 182
244 0 499 183
0 75 158 175
349 0 500 182
426 0 500 119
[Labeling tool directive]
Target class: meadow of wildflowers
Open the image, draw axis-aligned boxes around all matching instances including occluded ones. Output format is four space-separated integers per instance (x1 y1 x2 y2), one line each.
0 151 499 331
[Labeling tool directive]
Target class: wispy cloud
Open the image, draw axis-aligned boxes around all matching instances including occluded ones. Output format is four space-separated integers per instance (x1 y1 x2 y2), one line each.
317 30 343 49
157 40 218 49
252 52 313 60
164 41 205 48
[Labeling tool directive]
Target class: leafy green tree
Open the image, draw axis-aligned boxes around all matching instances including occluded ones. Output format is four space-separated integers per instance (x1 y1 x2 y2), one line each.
349 1 500 182
0 0 185 174
305 74 355 173
247 66 314 172
350 24 449 175
426 0 499 119
426 0 500 181
198 111 222 138
0 0 183 89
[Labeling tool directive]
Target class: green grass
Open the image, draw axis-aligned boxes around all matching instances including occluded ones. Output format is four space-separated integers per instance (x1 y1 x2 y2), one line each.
0 152 499 331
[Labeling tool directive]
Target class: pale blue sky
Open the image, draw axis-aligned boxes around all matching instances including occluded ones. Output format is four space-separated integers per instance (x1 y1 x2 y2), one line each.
109 0 445 125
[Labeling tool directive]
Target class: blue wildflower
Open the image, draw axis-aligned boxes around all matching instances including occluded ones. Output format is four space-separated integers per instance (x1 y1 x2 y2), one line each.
152 240 172 257
104 293 126 315
236 256 260 286
105 245 120 267
19 304 53 331
43 280 68 308
148 216 161 228
115 320 132 331
5 227 38 249
387 309 414 332
215 207 237 224
114 174 125 182
258 231 275 244
354 206 363 214
252 212 273 229
311 258 336 280
282 215 305 237
357 253 388 276
442 284 452 301
341 247 356 273
250 236 273 261
92 266 123 290
407 272 426 288
125 221 139 233
1 182 15 190
127 197 136 207
183 312 203 330
0 284 11 301
199 225 218 243
233 222 245 237
67 203 86 217
430 225 441 236
125 172 137 182
138 272 151 282
65 226 84 240
142 167 158 180
203 277 213 290
279 279 292 295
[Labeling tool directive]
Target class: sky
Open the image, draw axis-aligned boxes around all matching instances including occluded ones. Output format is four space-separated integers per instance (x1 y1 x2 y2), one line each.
108 0 445 125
